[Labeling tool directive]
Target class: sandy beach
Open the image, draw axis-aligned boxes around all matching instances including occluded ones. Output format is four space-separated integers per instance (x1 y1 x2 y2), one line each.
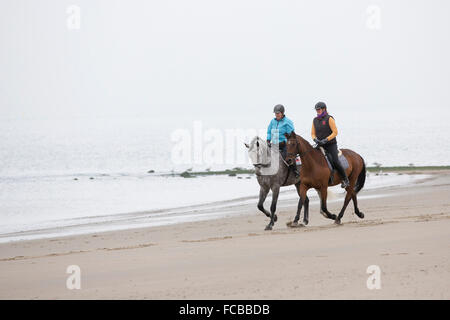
1 171 449 300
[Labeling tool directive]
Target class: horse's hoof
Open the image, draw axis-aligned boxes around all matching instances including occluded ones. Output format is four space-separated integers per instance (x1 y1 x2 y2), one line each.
287 221 298 228
330 214 337 220
274 215 278 222
265 225 273 231
287 221 304 228
303 219 309 226
334 219 342 225
358 212 365 219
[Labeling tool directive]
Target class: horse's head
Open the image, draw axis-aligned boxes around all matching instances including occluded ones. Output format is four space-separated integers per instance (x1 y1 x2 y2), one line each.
285 131 299 166
245 136 271 168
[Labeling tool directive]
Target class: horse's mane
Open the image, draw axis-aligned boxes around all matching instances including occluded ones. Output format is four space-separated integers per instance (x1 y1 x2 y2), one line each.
295 133 314 151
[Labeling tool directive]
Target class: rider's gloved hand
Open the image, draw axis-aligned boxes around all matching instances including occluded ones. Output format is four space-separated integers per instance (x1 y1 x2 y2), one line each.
313 138 320 145
319 138 328 145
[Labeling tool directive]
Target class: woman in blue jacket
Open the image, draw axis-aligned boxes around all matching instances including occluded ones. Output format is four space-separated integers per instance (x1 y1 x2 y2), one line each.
267 104 299 177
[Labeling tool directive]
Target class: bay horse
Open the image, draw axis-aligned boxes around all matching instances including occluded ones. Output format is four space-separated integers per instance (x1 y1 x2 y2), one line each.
284 131 366 225
245 136 309 230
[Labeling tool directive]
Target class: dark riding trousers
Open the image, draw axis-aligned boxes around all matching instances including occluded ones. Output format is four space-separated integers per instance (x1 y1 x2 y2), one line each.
314 114 346 178
322 142 347 179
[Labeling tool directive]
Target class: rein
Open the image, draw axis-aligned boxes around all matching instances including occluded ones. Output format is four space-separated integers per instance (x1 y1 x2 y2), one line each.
287 140 316 160
258 152 290 168
281 158 291 186
254 140 293 185
256 141 290 168
280 156 289 167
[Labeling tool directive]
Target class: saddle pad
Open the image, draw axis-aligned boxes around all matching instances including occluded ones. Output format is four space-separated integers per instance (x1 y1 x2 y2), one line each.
325 153 349 171
319 147 349 171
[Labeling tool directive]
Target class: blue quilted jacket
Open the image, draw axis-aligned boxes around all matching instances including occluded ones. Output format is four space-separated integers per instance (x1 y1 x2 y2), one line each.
267 116 295 144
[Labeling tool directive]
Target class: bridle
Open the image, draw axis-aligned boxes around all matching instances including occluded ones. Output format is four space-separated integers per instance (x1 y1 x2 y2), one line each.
254 139 271 168
286 137 301 162
286 136 316 163
253 139 290 168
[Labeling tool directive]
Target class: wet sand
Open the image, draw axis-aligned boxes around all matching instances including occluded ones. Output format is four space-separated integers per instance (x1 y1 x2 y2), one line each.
0 171 449 299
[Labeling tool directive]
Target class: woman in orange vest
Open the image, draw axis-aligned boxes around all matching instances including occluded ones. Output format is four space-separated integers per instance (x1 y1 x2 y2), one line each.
311 102 350 188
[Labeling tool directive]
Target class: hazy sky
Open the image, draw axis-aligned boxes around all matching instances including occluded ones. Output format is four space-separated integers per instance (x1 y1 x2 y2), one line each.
1 0 450 120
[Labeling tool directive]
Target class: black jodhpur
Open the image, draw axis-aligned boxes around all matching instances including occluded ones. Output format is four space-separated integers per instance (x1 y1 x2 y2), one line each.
322 142 347 181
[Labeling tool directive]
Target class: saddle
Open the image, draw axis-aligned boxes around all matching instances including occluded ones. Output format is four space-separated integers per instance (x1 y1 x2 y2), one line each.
318 147 349 185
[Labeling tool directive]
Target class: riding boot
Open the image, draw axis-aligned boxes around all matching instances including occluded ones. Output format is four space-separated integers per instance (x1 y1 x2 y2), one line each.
324 143 348 188
335 162 349 188
329 169 335 185
340 174 350 188
290 164 300 178
337 167 350 188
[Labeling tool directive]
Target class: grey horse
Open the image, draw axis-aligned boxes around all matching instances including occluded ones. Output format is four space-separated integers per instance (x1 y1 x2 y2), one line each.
245 136 309 230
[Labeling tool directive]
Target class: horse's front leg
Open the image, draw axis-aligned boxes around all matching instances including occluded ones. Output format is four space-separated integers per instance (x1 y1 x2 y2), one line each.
303 196 310 225
293 197 303 226
257 186 272 220
292 184 308 226
265 186 280 230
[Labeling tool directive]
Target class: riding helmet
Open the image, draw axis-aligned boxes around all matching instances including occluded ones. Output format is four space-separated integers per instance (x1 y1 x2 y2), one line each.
273 104 285 114
315 101 327 110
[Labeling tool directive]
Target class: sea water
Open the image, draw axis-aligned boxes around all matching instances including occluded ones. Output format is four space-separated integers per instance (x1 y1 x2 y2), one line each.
0 112 447 242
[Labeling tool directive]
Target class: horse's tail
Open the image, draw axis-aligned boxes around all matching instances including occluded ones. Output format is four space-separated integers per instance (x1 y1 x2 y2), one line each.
354 156 366 194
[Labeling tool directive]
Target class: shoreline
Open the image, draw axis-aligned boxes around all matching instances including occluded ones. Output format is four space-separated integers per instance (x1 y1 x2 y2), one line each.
0 171 433 244
144 166 450 177
2 165 450 180
0 171 449 299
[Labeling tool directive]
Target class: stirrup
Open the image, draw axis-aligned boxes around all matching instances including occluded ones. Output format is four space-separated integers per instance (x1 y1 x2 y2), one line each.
341 178 350 188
